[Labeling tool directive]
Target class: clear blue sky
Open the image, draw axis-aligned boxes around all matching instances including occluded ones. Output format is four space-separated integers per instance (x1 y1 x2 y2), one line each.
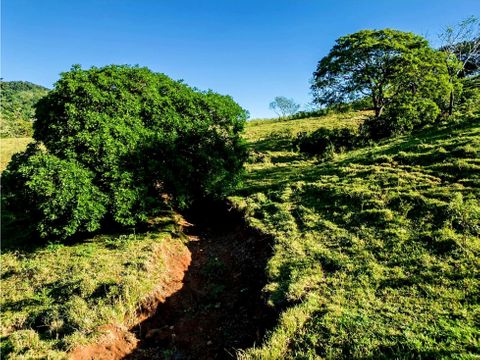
2 1 479 118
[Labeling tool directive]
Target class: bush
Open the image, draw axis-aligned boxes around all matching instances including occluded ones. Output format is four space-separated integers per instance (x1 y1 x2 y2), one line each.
296 127 360 156
457 77 480 117
2 144 107 240
4 65 248 239
360 97 441 140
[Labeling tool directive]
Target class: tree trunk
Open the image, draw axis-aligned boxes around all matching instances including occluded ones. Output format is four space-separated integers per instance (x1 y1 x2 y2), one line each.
448 90 454 116
372 95 380 118
378 106 384 117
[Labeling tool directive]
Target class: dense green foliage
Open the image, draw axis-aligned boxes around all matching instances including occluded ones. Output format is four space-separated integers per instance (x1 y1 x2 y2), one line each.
0 81 49 137
458 75 480 117
312 29 452 137
2 144 107 239
3 65 247 239
237 114 480 359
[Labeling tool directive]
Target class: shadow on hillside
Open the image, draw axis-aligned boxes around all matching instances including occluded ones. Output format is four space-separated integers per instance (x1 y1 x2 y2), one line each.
123 200 276 359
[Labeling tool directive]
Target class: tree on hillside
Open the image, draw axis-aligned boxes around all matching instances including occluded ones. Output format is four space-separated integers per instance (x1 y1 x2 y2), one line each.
3 65 248 240
311 29 451 120
439 16 480 115
269 96 300 118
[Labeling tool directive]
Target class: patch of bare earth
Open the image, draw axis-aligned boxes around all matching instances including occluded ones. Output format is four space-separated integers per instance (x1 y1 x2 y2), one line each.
70 202 274 360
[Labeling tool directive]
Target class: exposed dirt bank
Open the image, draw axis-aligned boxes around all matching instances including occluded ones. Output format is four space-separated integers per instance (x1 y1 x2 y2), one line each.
71 201 275 359
70 239 192 360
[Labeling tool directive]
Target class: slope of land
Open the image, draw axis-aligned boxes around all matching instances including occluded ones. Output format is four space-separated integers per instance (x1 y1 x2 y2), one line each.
0 137 32 171
1 110 478 359
1 211 189 359
246 111 368 152
232 114 480 358
0 81 49 138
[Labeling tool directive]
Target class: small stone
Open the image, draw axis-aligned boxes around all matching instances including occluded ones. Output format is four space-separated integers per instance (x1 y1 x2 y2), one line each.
207 340 213 345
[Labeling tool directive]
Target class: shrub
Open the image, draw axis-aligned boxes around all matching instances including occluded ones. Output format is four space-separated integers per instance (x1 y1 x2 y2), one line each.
2 143 107 240
360 98 441 140
296 127 360 156
5 64 248 239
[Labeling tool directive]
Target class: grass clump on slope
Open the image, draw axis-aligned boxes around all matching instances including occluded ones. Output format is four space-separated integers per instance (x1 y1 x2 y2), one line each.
234 115 480 359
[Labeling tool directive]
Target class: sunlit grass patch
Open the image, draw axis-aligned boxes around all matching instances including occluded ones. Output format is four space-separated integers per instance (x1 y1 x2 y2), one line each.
245 111 370 152
0 137 32 172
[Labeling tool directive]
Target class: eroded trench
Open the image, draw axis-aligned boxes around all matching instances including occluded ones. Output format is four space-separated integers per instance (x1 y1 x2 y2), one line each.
124 201 275 359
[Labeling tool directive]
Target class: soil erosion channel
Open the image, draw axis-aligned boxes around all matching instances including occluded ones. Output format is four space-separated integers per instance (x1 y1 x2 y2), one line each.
126 202 275 359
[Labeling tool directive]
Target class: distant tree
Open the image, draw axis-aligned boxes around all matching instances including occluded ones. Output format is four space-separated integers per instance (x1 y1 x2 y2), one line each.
439 16 480 115
311 29 451 119
269 96 300 118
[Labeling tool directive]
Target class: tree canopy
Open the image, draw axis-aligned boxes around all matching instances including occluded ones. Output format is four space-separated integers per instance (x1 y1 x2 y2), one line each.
3 65 248 239
311 29 451 119
269 96 300 118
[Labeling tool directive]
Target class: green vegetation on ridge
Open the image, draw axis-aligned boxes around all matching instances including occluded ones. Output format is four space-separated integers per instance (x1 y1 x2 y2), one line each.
0 81 49 138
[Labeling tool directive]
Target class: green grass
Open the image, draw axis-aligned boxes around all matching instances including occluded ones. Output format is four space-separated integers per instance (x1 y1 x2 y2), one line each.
1 111 479 359
245 111 369 152
234 115 480 359
0 137 193 359
0 137 32 172
1 214 186 359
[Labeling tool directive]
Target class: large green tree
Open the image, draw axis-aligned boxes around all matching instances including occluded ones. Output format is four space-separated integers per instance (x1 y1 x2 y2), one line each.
3 65 248 239
311 29 451 119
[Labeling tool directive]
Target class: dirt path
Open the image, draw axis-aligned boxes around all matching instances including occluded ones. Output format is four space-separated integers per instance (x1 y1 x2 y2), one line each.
124 202 275 359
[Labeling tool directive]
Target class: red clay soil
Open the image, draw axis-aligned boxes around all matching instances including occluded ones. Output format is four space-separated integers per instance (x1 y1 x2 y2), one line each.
71 202 275 360
125 203 275 359
70 239 192 360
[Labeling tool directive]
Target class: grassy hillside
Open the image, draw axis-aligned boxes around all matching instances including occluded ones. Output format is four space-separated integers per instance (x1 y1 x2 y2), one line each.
1 110 478 358
0 81 49 138
1 210 189 359
233 113 480 358
246 111 369 151
0 137 32 172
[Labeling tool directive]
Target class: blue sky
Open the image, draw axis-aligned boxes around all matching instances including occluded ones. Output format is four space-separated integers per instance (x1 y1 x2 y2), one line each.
2 1 479 118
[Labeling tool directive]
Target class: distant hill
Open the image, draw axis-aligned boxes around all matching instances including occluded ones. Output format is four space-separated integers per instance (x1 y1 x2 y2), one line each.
0 80 49 137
